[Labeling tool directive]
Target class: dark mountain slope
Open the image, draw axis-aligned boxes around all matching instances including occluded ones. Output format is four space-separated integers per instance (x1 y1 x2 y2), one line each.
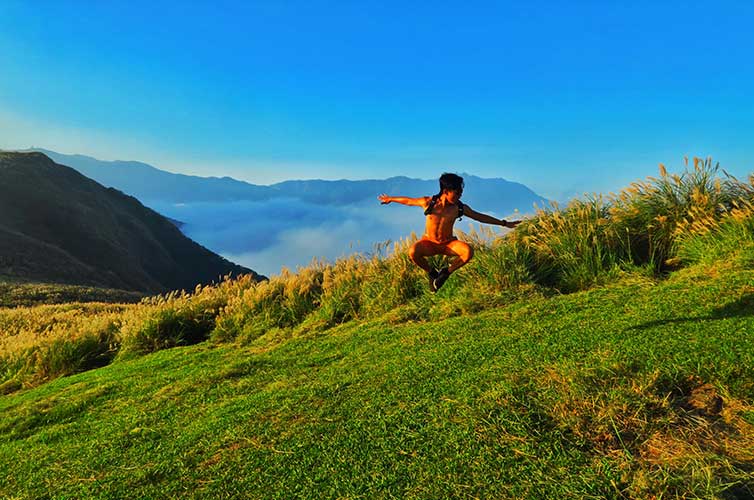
0 152 262 292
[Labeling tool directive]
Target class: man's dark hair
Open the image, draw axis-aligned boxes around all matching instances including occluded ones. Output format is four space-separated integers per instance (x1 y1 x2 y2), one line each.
439 173 464 194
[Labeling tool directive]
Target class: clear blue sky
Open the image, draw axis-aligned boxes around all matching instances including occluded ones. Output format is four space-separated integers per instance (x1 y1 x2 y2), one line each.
1 1 753 199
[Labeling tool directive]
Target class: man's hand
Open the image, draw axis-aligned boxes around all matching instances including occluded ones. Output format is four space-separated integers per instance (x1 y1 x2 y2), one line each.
503 220 522 228
378 194 392 204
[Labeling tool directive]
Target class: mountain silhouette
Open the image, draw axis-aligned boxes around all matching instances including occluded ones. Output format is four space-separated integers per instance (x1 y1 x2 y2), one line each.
27 149 548 213
0 152 263 292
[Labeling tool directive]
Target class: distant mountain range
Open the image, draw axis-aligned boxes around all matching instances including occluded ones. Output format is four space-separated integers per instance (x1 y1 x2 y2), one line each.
0 152 263 292
26 149 548 213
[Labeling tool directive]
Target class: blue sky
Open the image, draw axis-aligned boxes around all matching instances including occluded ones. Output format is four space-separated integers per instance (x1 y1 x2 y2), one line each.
2 1 754 199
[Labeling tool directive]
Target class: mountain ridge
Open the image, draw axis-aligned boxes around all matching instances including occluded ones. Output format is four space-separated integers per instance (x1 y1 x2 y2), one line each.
19 148 548 211
0 152 263 292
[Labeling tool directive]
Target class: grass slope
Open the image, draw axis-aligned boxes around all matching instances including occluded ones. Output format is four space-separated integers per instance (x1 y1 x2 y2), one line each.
1 267 753 499
0 280 144 307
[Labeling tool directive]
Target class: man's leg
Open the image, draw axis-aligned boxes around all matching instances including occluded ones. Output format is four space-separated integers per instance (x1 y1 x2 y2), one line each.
433 240 474 291
444 240 474 274
408 239 442 273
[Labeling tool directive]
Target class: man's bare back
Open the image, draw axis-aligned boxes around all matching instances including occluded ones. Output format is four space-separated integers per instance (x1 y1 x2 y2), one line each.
378 173 521 292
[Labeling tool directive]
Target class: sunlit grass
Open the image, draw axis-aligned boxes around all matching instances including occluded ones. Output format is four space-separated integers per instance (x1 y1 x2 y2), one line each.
2 263 753 498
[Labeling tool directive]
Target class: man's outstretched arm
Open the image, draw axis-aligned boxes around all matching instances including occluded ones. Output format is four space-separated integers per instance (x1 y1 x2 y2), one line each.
464 205 521 228
379 194 430 207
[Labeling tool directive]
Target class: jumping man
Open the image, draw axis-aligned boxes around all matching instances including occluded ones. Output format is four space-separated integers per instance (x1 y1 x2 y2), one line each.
378 173 521 292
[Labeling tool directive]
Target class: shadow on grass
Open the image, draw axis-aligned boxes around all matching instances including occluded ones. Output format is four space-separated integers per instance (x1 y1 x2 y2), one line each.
629 293 754 331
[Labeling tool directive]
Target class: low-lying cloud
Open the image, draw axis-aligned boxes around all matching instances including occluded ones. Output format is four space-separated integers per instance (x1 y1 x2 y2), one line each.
149 199 513 277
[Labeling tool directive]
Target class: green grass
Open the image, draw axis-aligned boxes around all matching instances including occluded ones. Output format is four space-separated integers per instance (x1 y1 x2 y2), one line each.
1 265 753 499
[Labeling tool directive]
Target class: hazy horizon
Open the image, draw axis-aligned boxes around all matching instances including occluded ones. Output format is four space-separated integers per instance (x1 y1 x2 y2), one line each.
8 147 539 187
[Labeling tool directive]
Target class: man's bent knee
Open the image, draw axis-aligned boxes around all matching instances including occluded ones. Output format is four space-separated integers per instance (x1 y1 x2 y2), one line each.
450 242 473 263
408 243 420 261
409 242 428 263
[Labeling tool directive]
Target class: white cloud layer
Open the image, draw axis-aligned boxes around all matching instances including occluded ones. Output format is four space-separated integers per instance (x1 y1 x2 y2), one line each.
148 198 512 277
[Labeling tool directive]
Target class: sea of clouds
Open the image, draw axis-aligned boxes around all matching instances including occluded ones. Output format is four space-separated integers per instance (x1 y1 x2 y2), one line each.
149 199 510 277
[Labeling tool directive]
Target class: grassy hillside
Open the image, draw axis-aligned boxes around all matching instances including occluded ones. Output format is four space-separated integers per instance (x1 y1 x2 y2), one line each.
1 266 753 498
0 151 262 292
1 158 753 497
0 280 144 307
